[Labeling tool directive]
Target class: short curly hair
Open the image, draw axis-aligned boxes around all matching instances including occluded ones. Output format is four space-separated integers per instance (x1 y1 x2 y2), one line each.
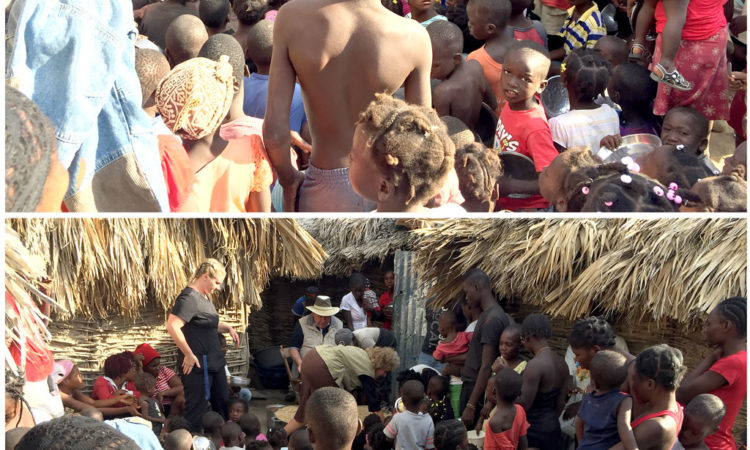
455 142 502 203
689 172 747 212
366 346 400 372
357 93 455 205
233 0 268 26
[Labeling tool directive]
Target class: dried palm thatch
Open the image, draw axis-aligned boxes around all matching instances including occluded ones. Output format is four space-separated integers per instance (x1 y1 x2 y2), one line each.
298 218 418 276
414 218 746 326
7 218 327 319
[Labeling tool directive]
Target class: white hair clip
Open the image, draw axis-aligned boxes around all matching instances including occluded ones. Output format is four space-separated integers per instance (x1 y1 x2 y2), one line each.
620 174 632 184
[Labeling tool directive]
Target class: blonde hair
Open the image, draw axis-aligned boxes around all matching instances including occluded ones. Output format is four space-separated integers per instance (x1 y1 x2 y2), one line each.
191 258 226 282
366 347 400 372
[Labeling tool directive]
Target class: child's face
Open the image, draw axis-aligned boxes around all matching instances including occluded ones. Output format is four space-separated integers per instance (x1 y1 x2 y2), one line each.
539 157 568 210
349 124 385 204
722 143 747 176
384 271 395 289
145 383 157 397
63 366 84 390
466 2 492 40
678 412 712 446
661 111 707 154
144 357 161 377
408 0 435 14
431 49 460 81
501 51 548 108
569 0 592 8
229 403 246 422
437 316 454 338
626 363 651 405
498 330 521 360
125 365 137 382
571 346 597 370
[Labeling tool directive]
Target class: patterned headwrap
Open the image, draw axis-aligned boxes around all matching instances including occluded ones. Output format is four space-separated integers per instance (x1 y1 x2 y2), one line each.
155 55 235 140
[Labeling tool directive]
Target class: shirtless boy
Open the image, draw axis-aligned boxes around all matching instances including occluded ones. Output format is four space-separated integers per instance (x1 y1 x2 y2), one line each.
428 21 497 130
263 0 433 212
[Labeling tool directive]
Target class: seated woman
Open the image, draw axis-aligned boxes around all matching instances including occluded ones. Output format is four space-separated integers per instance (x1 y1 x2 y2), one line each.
283 345 400 436
55 360 139 417
91 353 139 418
134 343 185 416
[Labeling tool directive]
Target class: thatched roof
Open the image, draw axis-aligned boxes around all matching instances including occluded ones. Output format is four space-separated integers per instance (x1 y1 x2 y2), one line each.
298 219 420 276
413 218 745 326
7 218 327 319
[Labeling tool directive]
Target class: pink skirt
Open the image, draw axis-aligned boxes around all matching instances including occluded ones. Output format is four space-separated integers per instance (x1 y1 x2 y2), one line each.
652 26 730 120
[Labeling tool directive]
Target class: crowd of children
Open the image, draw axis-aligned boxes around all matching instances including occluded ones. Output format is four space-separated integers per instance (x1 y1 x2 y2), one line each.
5 0 746 212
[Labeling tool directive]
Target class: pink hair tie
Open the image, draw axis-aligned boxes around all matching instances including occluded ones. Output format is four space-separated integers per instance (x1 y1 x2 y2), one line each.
653 186 665 197
582 186 590 195
604 201 614 207
669 182 679 191
674 195 683 205
666 190 675 201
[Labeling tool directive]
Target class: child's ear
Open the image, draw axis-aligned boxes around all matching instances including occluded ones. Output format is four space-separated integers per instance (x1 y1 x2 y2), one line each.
377 179 395 203
555 196 567 212
308 427 317 444
487 23 496 35
453 53 463 66
536 78 549 94
610 89 621 105
698 137 709 154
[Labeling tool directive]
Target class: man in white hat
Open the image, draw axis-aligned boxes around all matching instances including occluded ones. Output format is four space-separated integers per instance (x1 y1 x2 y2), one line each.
288 296 344 374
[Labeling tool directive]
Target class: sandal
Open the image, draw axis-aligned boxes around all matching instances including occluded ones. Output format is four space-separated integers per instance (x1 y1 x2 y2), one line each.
629 42 650 62
650 63 692 91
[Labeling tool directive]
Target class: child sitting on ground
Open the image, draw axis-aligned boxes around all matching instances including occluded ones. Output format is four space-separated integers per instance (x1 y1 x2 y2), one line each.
428 21 497 131
491 323 527 374
660 107 718 174
454 142 503 212
425 374 454 424
240 412 268 445
508 0 547 46
575 350 637 449
493 41 558 211
680 172 748 212
549 49 619 152
638 145 716 190
600 63 660 146
467 0 515 114
201 411 225 450
134 372 165 435
156 34 273 213
675 394 726 450
550 0 606 60
220 422 245 450
348 94 458 213
227 398 248 423
55 360 139 417
539 147 602 211
384 380 435 449
406 0 448 26
484 368 530 450
267 427 288 450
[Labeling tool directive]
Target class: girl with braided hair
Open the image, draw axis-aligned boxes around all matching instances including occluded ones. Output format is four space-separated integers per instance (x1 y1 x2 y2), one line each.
548 49 620 153
454 142 502 212
5 368 35 430
676 297 747 449
433 419 469 450
348 94 459 213
623 344 686 450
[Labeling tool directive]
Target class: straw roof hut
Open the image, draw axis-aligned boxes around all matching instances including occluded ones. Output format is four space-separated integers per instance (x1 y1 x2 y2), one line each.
6 218 326 388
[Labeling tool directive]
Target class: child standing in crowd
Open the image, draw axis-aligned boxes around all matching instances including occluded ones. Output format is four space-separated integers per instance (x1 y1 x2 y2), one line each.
549 49 619 152
227 398 248 422
428 21 497 130
508 0 547 46
575 350 637 449
467 0 515 114
493 42 558 211
220 422 245 450
676 394 726 450
201 411 225 450
348 94 458 213
491 323 527 374
454 142 503 212
551 0 606 60
425 374 455 423
135 372 165 435
483 368 529 450
604 63 660 139
677 297 746 449
406 0 448 26
384 380 435 449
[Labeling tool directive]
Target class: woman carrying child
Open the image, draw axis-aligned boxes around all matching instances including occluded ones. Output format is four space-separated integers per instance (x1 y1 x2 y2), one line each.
676 297 746 449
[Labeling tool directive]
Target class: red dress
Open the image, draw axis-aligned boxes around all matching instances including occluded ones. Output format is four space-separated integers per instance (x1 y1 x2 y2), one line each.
484 405 530 450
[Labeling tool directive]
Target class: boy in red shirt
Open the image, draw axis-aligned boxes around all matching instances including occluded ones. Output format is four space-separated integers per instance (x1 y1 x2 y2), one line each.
493 41 558 211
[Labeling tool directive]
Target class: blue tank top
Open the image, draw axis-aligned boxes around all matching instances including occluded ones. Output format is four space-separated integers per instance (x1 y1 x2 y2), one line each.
577 389 628 450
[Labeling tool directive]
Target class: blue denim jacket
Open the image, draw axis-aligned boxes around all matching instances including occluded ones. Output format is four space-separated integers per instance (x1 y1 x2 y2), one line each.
7 0 169 211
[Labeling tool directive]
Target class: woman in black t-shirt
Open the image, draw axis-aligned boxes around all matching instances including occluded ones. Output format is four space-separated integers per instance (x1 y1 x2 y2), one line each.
165 259 240 433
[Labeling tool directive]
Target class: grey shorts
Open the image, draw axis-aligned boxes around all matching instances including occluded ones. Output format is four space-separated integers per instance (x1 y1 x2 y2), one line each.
298 164 377 212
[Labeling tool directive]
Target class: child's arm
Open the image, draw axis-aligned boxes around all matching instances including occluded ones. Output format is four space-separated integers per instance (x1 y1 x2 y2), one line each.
247 189 272 213
633 0 657 52
139 399 166 424
497 177 541 196
63 392 98 412
517 435 528 450
481 75 498 111
616 397 639 450
575 415 585 442
76 389 135 408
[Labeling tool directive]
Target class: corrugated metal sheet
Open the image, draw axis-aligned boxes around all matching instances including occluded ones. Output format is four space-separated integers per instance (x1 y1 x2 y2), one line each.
392 250 433 371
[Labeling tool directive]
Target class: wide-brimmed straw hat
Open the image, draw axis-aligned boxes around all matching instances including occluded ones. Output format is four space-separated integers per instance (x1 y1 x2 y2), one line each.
306 295 340 316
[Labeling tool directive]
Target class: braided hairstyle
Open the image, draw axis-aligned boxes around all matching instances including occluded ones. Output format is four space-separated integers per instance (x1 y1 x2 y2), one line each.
521 313 552 340
5 367 28 428
455 142 502 204
569 163 684 212
367 423 392 450
568 316 616 349
641 145 716 190
714 297 746 337
562 49 611 103
357 94 455 205
5 85 58 212
434 419 468 450
689 171 747 212
634 344 687 391
16 415 140 449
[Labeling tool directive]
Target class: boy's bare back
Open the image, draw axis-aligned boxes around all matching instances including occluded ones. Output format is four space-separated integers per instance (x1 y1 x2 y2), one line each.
433 59 496 129
265 0 432 173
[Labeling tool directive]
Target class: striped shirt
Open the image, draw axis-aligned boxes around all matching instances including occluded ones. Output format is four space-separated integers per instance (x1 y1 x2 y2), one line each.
155 366 177 405
561 4 606 54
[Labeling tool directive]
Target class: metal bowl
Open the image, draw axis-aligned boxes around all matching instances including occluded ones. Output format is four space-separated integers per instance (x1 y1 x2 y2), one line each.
230 376 250 387
541 75 570 119
600 134 662 165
